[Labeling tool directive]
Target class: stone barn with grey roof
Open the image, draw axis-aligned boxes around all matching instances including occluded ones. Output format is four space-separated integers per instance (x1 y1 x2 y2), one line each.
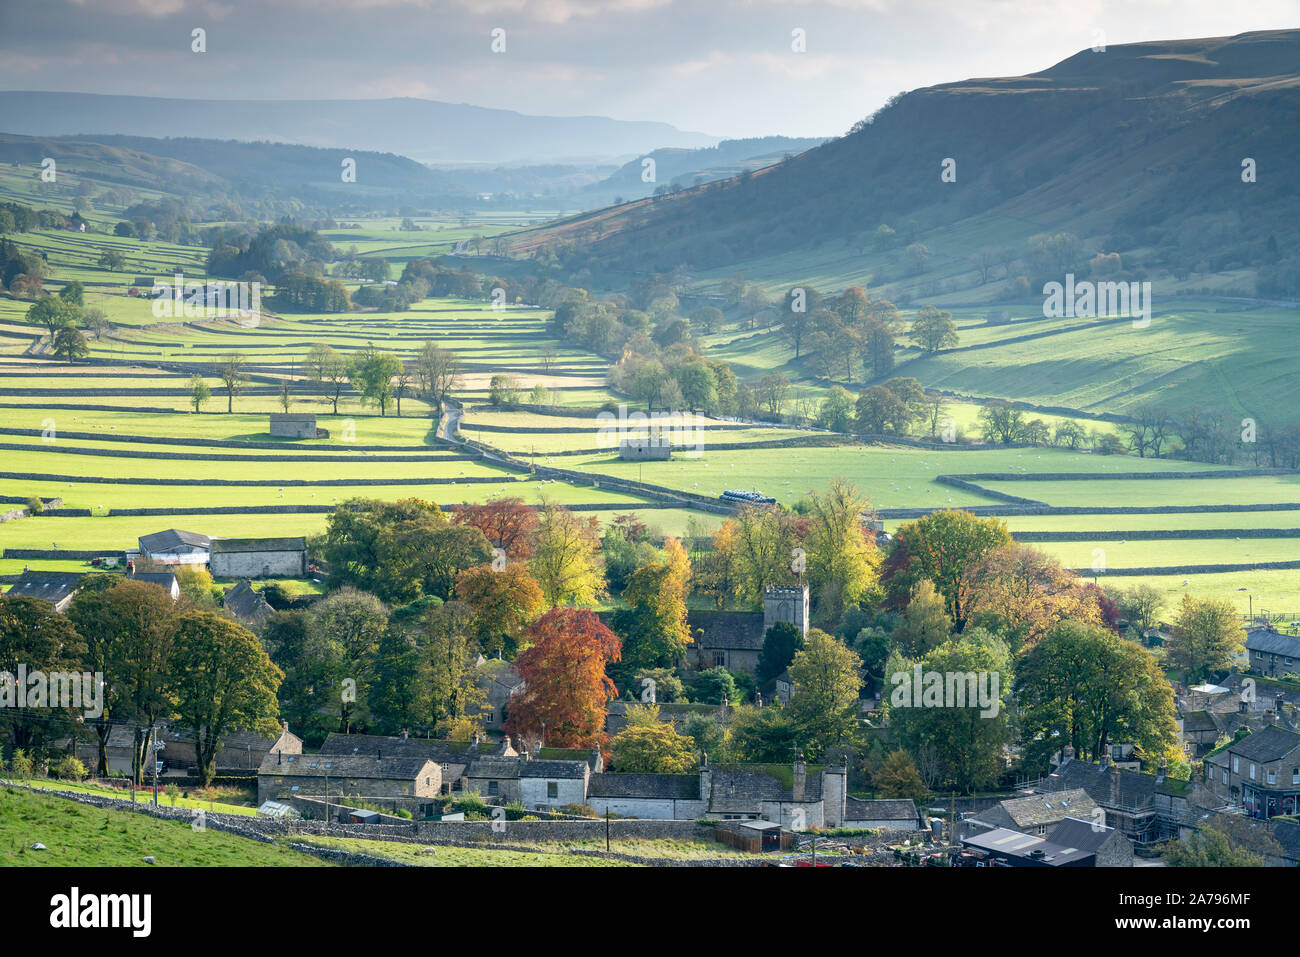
210 536 308 578
257 751 440 805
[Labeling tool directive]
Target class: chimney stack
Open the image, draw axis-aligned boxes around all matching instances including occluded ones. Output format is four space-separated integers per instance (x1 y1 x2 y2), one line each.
792 750 807 802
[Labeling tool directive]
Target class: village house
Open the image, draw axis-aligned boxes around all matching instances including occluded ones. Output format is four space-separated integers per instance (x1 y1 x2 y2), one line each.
256 751 441 805
583 753 849 829
521 759 592 809
210 537 308 578
1177 709 1222 757
1203 723 1300 818
222 580 275 630
969 788 1100 836
474 657 524 732
136 529 210 567
686 585 809 674
1245 627 1300 678
127 568 180 600
961 826 1096 867
5 570 85 612
1036 749 1191 844
162 722 302 772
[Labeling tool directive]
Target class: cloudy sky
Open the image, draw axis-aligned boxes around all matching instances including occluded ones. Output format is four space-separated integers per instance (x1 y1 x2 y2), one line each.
0 0 1296 138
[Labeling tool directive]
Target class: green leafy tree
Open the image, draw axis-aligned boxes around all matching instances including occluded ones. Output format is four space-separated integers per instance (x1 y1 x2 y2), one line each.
1166 595 1245 683
1015 621 1178 770
189 374 210 413
875 749 929 803
171 611 283 787
787 629 863 758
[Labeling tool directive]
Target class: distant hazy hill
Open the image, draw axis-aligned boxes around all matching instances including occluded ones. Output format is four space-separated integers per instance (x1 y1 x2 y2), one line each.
0 92 717 165
589 136 828 199
520 30 1300 293
0 132 479 206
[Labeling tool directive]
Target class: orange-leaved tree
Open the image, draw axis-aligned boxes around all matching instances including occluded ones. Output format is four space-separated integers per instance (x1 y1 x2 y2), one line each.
505 608 621 749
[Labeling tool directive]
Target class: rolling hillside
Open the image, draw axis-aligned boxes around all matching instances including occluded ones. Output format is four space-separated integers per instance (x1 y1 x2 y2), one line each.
518 29 1300 295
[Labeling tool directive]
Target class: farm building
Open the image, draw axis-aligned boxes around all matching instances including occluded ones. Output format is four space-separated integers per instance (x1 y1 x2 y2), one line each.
162 722 302 772
126 569 180 600
210 536 308 578
222 580 275 630
714 820 792 853
618 437 672 460
269 413 325 439
137 529 210 567
5 570 84 612
843 798 923 830
256 751 442 805
961 827 1095 867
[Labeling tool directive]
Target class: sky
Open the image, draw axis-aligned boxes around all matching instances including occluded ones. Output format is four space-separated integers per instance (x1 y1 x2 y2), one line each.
0 0 1297 138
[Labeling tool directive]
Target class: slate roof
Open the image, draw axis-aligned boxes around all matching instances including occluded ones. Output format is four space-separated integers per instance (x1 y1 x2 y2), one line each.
962 827 1093 866
138 529 210 553
687 610 766 651
129 571 177 592
1047 816 1117 853
519 760 588 779
210 537 307 554
5 571 84 605
1269 819 1300 863
1226 724 1300 763
1180 710 1218 734
587 773 701 800
844 797 919 823
1245 629 1300 658
319 732 481 764
223 580 273 623
996 788 1098 828
706 765 822 812
1041 761 1160 810
257 752 433 779
465 756 523 780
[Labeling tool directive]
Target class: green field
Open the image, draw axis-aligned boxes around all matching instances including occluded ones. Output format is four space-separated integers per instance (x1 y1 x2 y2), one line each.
291 834 637 867
0 787 327 867
1 207 1297 615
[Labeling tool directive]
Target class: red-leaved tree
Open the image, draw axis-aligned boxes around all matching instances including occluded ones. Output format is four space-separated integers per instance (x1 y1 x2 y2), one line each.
505 608 621 749
452 496 539 560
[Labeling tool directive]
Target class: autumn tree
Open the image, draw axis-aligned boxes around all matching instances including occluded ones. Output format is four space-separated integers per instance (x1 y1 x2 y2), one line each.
787 629 863 758
610 705 697 772
882 510 1013 630
452 497 539 560
0 594 85 753
887 628 1014 792
505 608 621 749
965 543 1102 649
909 304 958 353
171 611 283 786
611 538 691 670
804 479 879 624
529 499 605 607
1166 595 1246 683
874 749 930 804
307 587 389 732
417 601 486 735
454 563 546 657
891 579 951 657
